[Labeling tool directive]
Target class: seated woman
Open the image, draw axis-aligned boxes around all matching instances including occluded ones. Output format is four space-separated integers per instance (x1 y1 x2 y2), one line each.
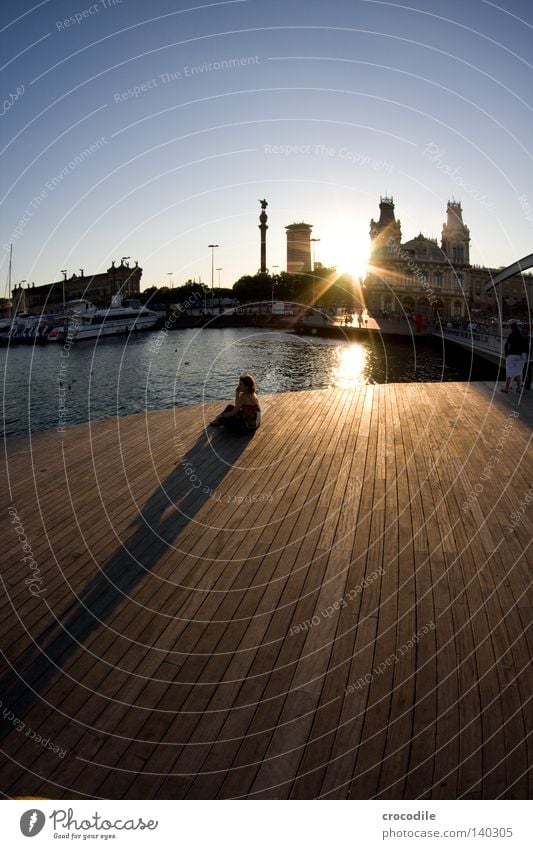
209 374 261 432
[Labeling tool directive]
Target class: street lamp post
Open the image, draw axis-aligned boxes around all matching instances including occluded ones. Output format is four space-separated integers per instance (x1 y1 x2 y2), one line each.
216 267 223 313
61 270 68 309
271 265 279 307
310 238 320 305
167 272 173 289
17 280 26 316
208 244 219 314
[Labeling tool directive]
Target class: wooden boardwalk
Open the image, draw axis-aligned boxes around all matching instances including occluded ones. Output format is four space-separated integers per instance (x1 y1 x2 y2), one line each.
1 382 532 800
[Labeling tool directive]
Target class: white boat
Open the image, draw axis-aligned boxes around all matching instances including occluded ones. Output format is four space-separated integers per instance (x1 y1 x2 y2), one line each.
48 294 159 342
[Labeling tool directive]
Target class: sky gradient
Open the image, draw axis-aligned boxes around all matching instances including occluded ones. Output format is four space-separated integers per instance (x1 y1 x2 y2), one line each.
1 0 532 292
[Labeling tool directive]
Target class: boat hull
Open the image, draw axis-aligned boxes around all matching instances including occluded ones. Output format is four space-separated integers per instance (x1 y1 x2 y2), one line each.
49 315 158 342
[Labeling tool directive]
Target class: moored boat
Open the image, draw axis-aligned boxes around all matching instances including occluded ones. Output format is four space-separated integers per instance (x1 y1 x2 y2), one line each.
47 295 159 342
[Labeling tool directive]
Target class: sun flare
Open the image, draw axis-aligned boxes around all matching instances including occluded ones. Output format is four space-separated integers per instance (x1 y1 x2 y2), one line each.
320 228 370 281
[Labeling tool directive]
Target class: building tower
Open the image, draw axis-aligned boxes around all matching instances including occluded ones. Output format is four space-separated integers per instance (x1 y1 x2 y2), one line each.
258 199 268 273
286 223 313 273
369 196 402 262
441 200 470 265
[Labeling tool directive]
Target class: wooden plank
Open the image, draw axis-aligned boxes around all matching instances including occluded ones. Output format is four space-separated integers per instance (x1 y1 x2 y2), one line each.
0 382 531 800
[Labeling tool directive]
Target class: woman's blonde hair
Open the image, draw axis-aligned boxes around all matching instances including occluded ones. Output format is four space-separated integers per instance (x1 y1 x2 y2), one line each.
240 373 256 393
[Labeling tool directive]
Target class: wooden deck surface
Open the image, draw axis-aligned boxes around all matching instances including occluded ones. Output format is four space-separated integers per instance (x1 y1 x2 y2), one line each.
1 382 532 800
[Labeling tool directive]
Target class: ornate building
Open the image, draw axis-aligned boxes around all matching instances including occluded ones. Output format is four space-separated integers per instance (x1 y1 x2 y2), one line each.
365 198 531 318
11 260 142 314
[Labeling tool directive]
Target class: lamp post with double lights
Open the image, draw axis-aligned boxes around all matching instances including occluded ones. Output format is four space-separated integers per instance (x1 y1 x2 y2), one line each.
208 244 219 314
310 238 320 305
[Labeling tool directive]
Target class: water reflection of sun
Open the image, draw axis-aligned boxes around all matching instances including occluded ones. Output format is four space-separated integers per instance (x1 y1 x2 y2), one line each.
332 342 367 388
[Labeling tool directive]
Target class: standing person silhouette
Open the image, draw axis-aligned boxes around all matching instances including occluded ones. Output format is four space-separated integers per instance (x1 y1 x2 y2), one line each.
501 322 527 393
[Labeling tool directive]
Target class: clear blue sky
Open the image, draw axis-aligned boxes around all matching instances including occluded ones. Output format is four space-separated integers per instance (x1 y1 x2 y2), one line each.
1 0 532 292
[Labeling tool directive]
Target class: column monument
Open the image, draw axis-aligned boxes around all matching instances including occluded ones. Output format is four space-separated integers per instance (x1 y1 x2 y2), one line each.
259 199 268 274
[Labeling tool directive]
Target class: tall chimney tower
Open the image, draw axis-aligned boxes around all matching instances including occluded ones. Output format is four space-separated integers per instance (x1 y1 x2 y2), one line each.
286 222 313 273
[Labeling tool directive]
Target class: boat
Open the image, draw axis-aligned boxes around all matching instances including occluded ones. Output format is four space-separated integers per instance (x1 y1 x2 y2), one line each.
0 310 70 344
47 294 159 342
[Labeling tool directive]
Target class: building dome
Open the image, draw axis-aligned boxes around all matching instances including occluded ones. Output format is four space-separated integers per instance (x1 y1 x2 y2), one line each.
401 234 443 261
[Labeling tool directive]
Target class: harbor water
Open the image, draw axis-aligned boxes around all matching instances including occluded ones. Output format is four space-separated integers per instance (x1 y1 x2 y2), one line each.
1 328 496 437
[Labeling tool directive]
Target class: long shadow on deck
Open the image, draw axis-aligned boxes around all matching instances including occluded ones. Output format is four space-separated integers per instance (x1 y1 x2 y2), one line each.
0 426 252 747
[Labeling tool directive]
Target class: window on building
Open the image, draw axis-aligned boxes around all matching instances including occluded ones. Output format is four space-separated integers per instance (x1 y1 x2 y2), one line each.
452 245 464 264
434 272 443 287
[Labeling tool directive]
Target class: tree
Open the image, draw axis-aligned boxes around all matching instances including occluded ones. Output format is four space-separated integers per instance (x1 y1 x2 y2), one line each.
233 273 272 303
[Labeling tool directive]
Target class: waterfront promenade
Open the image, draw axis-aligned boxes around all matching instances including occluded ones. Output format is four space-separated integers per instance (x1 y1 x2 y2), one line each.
1 382 532 799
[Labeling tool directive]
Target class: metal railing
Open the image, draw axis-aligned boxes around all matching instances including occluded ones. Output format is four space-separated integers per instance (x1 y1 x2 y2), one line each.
438 326 506 355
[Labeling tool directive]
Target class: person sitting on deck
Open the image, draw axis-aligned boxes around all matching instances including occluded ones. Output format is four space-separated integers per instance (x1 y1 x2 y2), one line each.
209 374 261 432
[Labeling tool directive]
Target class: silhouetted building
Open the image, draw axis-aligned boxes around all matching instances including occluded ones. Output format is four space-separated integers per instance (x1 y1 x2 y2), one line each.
365 198 531 318
11 260 143 314
286 222 312 273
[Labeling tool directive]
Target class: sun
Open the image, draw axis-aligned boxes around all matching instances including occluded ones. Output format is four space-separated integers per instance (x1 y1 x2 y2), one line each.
319 228 370 281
